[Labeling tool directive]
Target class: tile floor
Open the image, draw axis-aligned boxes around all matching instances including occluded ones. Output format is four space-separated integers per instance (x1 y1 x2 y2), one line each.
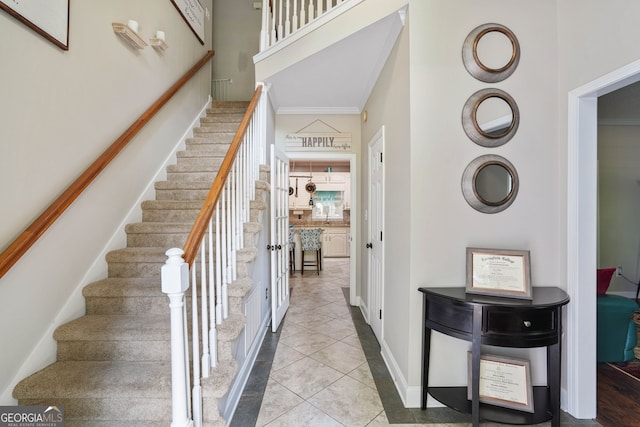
232 258 599 427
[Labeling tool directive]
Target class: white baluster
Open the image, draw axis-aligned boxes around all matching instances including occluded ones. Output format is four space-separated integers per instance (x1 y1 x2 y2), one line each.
300 0 307 27
292 0 298 32
277 0 284 42
260 0 269 50
308 0 314 21
285 0 291 36
316 0 322 19
200 241 210 379
208 218 217 369
221 183 229 319
161 249 193 427
270 0 277 46
190 263 202 427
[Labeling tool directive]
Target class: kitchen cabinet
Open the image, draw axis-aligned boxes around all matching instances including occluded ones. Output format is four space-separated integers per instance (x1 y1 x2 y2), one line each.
322 227 350 257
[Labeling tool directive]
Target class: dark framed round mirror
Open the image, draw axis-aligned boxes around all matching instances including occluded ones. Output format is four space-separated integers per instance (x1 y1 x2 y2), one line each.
462 88 519 147
462 23 520 83
462 155 519 214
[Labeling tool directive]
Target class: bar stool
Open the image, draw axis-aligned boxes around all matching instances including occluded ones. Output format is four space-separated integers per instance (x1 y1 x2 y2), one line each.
288 227 295 274
300 228 322 275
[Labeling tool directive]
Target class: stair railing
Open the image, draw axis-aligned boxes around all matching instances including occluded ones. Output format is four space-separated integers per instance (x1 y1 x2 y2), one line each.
259 0 349 51
0 50 215 280
161 84 266 427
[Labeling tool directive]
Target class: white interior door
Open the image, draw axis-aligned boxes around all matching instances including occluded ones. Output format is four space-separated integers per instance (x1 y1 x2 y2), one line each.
367 127 384 341
270 145 290 332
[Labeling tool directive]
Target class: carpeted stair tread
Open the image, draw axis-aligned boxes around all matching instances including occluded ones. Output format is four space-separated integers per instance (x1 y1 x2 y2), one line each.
106 247 167 263
125 222 194 234
54 314 169 342
83 278 162 297
177 146 230 157
14 361 171 399
228 277 253 298
141 199 204 210
202 361 239 398
167 159 224 173
186 135 236 145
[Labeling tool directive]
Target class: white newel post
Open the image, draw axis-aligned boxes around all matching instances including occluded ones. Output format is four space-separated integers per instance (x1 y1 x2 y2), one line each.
162 248 194 427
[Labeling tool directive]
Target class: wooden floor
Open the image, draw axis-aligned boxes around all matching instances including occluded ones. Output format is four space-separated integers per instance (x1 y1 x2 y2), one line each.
597 362 640 427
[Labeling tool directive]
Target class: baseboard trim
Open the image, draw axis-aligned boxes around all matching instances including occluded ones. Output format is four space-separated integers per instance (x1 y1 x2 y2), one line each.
223 315 271 422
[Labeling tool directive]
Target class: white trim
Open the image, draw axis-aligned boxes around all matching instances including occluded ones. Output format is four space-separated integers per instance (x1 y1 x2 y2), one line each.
598 118 640 126
223 315 270 423
277 106 362 115
567 58 640 419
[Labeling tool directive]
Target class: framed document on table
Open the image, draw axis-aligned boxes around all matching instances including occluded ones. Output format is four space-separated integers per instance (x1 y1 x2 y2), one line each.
466 247 532 300
468 353 534 413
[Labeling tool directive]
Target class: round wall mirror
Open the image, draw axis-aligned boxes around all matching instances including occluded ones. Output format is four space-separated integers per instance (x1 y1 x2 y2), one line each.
462 155 519 214
462 88 519 147
462 23 520 83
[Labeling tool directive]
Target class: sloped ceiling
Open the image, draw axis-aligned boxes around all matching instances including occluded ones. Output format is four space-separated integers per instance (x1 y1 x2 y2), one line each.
261 10 406 114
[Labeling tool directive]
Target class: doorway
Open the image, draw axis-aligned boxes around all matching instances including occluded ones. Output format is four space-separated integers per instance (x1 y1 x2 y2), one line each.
567 58 640 419
287 152 358 305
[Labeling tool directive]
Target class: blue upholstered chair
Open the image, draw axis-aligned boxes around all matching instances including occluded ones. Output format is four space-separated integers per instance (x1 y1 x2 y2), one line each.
596 268 639 362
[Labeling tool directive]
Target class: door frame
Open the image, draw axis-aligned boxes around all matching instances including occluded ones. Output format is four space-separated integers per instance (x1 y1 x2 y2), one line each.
287 152 358 305
366 126 384 340
567 58 640 419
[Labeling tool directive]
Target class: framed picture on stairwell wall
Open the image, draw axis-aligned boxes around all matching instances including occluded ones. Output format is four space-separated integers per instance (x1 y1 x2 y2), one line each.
0 0 69 50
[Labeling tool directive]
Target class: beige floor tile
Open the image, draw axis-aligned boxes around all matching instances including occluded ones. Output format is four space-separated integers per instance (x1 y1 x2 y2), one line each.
271 342 306 372
255 378 304 426
264 401 343 427
270 356 343 399
278 329 336 355
307 318 356 340
283 309 336 328
340 333 363 349
310 340 366 374
347 361 377 390
308 375 384 426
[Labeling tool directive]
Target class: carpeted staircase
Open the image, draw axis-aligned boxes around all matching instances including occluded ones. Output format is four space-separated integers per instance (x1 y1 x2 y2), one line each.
13 101 269 426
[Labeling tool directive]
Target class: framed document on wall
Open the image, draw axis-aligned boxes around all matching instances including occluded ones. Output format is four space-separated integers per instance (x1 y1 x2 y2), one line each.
0 0 69 50
466 247 532 300
170 0 205 45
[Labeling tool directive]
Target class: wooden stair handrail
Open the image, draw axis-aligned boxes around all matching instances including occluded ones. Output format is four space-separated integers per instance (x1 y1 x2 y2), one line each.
0 50 215 279
182 85 263 266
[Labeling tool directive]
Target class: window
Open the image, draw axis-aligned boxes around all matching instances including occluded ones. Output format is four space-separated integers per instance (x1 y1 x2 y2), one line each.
311 191 344 221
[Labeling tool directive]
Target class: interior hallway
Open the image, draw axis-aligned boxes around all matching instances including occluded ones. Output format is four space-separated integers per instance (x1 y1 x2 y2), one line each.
232 258 598 426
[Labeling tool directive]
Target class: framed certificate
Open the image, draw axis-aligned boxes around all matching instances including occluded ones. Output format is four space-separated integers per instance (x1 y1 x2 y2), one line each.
467 353 534 413
466 247 532 300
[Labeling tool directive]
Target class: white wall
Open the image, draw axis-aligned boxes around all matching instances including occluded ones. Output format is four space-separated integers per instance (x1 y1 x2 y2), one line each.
360 6 411 398
0 0 212 403
597 125 640 294
213 0 262 101
361 0 561 407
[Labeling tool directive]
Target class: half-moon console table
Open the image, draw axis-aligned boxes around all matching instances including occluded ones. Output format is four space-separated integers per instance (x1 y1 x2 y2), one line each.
418 287 569 427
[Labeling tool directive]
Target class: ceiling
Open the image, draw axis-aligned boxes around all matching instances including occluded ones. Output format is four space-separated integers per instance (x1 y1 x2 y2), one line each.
262 10 405 114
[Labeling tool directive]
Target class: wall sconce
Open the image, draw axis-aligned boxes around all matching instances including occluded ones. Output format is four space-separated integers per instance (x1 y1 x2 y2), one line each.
150 30 168 51
112 20 147 49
